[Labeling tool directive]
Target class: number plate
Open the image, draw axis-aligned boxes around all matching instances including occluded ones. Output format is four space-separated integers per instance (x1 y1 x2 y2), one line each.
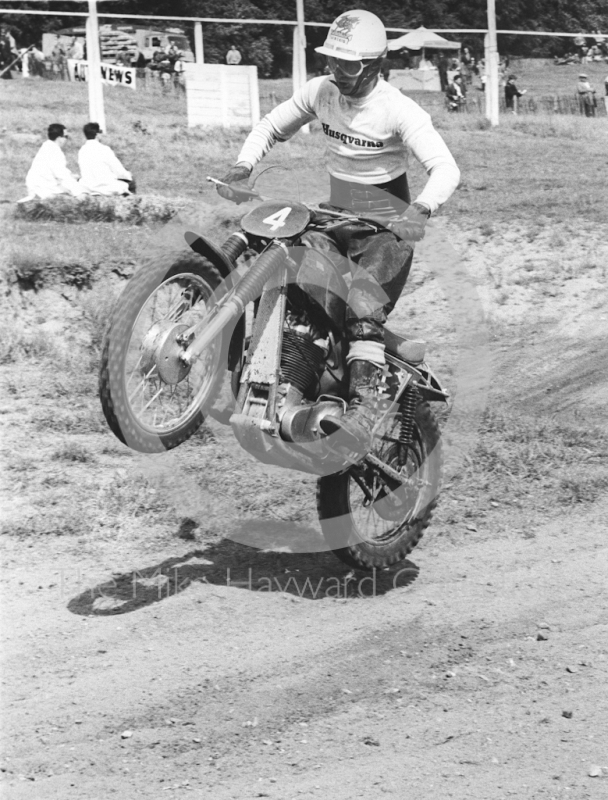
241 201 311 239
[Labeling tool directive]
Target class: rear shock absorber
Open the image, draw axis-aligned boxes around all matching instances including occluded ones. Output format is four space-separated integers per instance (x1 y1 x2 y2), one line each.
398 383 419 465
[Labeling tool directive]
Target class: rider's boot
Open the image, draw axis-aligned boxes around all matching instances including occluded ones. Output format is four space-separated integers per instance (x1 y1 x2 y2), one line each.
320 359 384 452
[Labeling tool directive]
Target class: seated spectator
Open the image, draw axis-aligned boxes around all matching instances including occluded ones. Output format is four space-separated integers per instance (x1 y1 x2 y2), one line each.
78 122 135 195
504 74 526 114
22 123 85 201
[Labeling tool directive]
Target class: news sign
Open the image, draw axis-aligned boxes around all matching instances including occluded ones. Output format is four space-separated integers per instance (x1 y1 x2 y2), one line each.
67 59 136 90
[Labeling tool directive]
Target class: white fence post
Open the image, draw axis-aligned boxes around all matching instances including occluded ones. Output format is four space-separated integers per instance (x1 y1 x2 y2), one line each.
86 0 106 130
194 21 204 63
293 0 309 133
486 0 499 126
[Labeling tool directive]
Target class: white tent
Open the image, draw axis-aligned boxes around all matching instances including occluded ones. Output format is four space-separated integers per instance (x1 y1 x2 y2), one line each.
388 27 461 52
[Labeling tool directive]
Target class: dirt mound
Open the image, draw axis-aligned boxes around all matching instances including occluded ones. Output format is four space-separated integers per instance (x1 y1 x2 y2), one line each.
14 193 191 225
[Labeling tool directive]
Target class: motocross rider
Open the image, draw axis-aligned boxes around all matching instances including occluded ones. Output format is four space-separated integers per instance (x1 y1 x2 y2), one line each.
217 9 460 452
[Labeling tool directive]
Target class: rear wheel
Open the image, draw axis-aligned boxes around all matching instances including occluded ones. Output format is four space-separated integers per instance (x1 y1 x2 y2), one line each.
99 249 225 453
317 401 442 570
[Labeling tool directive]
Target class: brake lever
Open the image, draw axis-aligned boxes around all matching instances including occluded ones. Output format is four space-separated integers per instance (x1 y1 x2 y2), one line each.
206 176 262 201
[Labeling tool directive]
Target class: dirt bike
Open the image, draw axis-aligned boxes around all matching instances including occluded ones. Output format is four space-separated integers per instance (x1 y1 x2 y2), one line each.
99 176 448 570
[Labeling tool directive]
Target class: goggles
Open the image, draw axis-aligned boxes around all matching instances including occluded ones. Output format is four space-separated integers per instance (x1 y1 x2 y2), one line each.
327 56 366 77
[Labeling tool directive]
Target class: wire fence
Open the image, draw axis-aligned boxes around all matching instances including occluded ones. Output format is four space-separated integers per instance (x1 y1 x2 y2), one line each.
458 92 607 117
20 64 608 119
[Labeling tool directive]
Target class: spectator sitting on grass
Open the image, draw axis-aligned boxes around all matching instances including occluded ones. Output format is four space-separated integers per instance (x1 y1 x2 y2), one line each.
21 123 85 202
78 122 135 196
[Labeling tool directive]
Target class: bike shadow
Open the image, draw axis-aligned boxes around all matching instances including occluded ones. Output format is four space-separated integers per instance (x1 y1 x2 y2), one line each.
67 521 420 616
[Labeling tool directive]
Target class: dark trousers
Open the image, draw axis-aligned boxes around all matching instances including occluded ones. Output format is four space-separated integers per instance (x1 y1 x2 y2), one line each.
302 174 414 345
301 226 414 345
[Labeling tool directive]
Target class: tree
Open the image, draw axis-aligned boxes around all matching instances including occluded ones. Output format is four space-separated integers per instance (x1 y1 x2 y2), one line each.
2 0 608 69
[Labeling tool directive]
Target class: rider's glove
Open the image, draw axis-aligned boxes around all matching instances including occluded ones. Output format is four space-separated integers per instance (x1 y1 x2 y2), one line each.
388 202 431 242
216 163 253 204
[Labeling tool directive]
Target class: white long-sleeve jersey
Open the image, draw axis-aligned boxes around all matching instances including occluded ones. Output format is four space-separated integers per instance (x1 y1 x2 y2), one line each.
78 139 132 196
237 76 460 214
25 140 84 199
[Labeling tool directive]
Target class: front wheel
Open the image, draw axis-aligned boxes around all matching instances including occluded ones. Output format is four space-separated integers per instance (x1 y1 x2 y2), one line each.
317 400 442 570
99 249 225 453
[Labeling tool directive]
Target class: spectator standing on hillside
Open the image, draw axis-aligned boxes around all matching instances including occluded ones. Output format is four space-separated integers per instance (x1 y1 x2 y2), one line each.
574 34 585 61
577 74 597 117
116 46 131 66
437 51 449 92
22 124 85 201
505 74 526 114
604 74 608 113
0 25 16 79
51 42 68 79
29 45 46 77
173 56 186 91
69 37 84 61
78 122 135 195
226 44 242 65
165 42 181 61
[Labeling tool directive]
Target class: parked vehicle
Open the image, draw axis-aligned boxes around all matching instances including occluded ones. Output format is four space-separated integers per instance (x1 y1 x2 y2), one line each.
42 25 194 65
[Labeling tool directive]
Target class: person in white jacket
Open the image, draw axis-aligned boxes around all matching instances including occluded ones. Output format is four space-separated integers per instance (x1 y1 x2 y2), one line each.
78 122 135 196
22 123 85 201
217 9 460 451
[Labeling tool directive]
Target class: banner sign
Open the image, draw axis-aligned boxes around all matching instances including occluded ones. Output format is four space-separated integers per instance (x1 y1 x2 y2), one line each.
67 59 137 90
184 64 259 128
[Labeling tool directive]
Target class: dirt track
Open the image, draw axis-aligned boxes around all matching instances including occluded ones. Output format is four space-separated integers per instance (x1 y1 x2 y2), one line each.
2 219 608 799
2 496 608 799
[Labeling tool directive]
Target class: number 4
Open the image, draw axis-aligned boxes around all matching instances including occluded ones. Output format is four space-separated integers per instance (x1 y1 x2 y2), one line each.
262 207 292 232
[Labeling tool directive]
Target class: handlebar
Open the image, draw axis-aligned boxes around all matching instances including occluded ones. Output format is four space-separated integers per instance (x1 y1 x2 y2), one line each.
207 176 424 241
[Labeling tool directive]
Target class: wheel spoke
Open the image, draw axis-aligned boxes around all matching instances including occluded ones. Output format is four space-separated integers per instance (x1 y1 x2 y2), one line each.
347 414 431 544
123 273 221 433
128 364 158 405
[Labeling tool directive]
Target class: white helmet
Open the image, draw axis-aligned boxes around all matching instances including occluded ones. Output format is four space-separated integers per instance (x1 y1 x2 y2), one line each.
315 9 387 61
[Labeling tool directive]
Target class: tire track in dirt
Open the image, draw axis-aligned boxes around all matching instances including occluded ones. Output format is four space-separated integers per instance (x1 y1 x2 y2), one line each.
2 497 607 799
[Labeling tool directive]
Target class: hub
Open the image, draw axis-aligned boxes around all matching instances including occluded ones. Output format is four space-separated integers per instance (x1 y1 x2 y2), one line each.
140 320 191 385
